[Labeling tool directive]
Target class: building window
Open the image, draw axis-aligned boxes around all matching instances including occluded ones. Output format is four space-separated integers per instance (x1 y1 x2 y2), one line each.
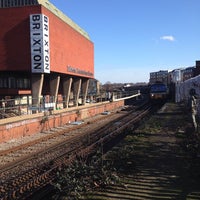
0 76 31 89
24 78 30 88
8 77 16 89
0 77 8 88
16 78 30 89
0 0 38 7
17 79 23 89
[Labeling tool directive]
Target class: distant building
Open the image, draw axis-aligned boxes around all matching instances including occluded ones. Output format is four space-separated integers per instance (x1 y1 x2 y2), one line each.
194 60 200 76
150 65 198 85
170 69 183 83
182 66 195 81
149 70 169 85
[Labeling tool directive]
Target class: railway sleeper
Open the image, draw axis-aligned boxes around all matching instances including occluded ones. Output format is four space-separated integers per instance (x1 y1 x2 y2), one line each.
1 105 152 199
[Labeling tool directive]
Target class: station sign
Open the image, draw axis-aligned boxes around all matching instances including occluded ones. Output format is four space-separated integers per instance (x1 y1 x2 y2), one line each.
30 14 50 73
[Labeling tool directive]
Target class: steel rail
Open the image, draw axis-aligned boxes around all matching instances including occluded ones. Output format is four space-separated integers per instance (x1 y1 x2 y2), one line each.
0 103 152 200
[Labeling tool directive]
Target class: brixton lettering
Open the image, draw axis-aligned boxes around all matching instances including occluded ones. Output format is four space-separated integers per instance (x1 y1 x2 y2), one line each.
31 15 41 30
30 14 50 73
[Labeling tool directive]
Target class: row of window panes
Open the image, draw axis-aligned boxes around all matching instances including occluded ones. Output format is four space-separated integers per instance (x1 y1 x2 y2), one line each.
0 0 37 8
0 78 30 89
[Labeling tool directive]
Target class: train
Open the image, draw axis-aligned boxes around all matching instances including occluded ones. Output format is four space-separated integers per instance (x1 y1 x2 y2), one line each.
149 82 168 101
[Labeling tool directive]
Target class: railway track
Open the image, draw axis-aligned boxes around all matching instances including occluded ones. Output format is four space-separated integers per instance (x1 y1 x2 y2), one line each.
0 102 153 200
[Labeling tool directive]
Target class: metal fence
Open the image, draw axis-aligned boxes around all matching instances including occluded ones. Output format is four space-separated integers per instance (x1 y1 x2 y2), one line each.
0 90 139 119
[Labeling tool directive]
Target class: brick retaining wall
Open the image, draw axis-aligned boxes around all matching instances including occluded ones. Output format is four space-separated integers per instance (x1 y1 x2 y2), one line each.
0 100 124 143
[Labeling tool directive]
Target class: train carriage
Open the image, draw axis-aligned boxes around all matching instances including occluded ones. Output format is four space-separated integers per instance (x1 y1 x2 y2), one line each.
150 83 168 101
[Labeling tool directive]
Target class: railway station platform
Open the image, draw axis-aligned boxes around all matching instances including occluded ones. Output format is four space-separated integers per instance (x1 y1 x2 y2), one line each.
0 92 141 143
0 100 124 143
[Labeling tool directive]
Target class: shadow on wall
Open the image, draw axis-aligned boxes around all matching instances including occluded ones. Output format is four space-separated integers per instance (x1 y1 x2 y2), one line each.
4 18 31 71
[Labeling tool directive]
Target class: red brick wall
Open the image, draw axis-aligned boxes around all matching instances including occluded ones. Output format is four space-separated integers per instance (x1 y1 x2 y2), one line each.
41 7 94 78
0 5 94 78
0 101 124 143
0 6 41 71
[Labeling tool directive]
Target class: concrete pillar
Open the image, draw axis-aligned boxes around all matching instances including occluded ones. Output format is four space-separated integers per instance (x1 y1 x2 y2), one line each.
96 80 100 95
50 74 60 109
81 79 89 105
73 78 82 107
31 74 44 108
63 77 73 108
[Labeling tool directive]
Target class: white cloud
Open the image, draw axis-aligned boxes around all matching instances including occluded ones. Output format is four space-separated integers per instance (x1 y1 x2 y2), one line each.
160 35 175 42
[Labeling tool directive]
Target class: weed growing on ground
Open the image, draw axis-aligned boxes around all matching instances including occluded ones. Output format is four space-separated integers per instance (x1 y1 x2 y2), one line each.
51 104 200 200
136 116 163 133
51 149 121 200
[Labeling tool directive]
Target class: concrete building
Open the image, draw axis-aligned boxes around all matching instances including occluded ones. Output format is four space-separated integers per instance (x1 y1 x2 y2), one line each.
193 60 200 77
170 68 185 83
149 70 169 85
0 0 94 109
182 66 195 81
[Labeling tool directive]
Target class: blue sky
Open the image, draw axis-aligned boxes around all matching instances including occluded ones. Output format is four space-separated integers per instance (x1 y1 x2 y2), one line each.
50 0 200 84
